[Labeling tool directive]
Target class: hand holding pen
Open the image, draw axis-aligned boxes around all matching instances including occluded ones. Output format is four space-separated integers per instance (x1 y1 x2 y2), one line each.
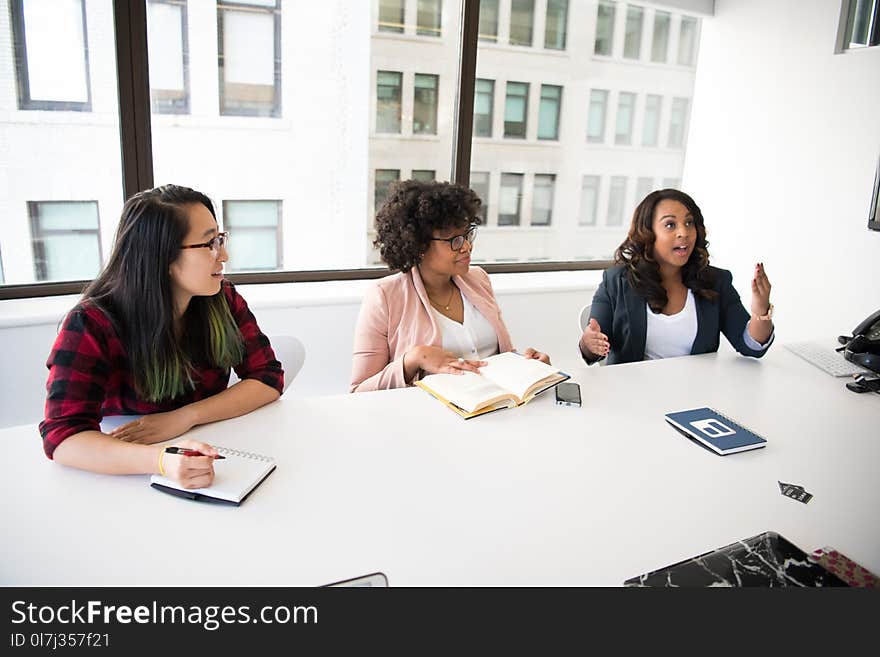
156 439 221 489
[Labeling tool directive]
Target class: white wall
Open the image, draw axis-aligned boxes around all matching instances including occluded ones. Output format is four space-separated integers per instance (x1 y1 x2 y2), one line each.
0 271 600 428
684 0 880 341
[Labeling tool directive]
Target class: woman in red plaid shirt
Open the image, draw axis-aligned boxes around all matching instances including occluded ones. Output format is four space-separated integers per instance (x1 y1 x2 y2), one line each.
40 185 284 488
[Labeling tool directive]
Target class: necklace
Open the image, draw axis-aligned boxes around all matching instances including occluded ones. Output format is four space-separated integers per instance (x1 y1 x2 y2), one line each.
428 283 456 311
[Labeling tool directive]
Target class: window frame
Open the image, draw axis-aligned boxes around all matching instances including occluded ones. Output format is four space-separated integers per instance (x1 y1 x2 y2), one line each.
9 0 93 112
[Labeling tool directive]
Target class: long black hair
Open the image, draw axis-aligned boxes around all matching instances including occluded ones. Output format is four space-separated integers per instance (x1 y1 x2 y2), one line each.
83 185 243 401
614 188 718 313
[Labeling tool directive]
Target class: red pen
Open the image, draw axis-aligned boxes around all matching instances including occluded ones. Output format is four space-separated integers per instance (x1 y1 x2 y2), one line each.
164 446 225 459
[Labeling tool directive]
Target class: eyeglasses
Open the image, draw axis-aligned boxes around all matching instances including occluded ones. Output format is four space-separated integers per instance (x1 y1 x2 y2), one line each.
180 231 228 257
430 225 477 252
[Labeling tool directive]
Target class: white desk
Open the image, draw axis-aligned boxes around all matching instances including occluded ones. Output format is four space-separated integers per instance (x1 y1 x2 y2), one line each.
2 349 878 586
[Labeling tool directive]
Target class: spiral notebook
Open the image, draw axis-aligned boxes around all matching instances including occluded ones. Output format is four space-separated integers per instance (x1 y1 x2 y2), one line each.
150 446 276 506
664 407 767 455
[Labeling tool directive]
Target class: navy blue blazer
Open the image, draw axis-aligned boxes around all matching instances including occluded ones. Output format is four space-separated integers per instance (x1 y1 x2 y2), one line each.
584 265 772 365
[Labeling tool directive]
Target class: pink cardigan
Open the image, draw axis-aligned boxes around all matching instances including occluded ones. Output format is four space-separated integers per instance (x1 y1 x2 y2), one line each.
350 266 514 392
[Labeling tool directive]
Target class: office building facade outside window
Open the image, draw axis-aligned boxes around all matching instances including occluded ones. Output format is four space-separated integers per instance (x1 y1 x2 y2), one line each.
478 0 499 42
499 173 524 225
504 81 529 138
652 10 671 63
544 0 568 50
635 176 654 204
537 84 562 140
587 89 608 143
10 0 92 111
474 78 494 137
413 73 439 134
222 200 282 272
607 176 627 226
509 0 535 47
376 70 402 133
417 0 442 37
378 0 405 33
217 0 281 117
642 94 661 147
375 169 400 212
624 5 644 60
678 16 698 65
668 97 689 148
579 176 600 226
615 92 635 145
532 174 555 226
470 171 490 222
594 0 616 56
28 201 102 282
147 0 189 114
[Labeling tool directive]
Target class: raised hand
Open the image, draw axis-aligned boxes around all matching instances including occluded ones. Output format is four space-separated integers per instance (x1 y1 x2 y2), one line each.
750 262 772 318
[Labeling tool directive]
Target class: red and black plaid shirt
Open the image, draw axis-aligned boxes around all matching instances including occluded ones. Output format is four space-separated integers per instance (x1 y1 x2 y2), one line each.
39 282 284 458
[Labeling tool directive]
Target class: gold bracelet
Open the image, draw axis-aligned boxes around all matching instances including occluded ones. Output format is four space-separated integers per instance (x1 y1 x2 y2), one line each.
157 448 166 476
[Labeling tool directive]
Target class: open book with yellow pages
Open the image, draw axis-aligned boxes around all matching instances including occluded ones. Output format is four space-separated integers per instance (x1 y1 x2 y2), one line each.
415 351 570 419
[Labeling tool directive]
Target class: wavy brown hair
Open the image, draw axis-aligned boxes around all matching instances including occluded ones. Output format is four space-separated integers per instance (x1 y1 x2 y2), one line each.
614 188 718 313
373 180 482 272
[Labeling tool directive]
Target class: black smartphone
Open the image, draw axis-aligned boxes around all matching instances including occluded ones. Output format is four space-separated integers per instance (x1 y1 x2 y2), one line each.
555 382 581 407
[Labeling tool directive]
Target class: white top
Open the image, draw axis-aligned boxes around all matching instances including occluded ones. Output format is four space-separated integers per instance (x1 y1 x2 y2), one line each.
644 289 698 359
431 293 499 359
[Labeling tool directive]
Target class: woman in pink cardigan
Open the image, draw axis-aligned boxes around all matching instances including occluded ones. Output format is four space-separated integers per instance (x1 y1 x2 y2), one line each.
351 180 550 393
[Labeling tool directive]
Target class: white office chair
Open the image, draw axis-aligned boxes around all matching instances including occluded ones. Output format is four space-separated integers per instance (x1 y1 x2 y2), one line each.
577 304 592 333
229 334 304 394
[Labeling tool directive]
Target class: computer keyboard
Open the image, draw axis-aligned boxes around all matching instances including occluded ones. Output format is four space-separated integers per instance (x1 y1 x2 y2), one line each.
784 342 870 377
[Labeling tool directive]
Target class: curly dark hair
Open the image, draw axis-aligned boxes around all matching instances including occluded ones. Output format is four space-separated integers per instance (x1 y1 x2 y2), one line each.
614 188 718 313
374 180 483 272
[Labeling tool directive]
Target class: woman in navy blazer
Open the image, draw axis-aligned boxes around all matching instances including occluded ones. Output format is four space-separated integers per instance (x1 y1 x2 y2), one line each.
579 189 774 365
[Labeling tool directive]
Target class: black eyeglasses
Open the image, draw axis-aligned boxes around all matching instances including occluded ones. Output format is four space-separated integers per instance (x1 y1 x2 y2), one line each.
430 225 477 252
180 231 228 257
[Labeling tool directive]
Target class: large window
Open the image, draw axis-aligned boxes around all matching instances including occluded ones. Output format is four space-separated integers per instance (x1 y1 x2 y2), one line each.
474 78 495 137
470 172 491 222
147 0 189 114
218 0 281 117
678 16 698 65
376 71 403 133
544 0 568 50
842 0 880 48
10 0 91 111
668 97 690 148
378 0 405 33
537 85 562 140
499 173 524 225
607 176 627 226
412 169 436 182
642 94 661 147
652 11 671 63
579 176 600 226
532 174 555 226
587 89 609 143
478 0 499 42
624 5 644 60
222 200 282 272
417 0 442 37
29 201 102 282
413 74 439 135
615 92 636 145
510 0 535 47
504 82 529 138
635 176 654 204
595 1 616 56
375 170 400 212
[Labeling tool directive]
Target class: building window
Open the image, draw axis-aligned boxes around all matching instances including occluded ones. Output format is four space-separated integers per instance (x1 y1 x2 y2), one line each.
474 78 494 137
499 173 524 225
147 0 189 114
635 176 654 203
587 89 608 143
478 0 499 42
376 70 402 133
842 0 880 48
417 0 442 37
594 0 616 56
10 0 91 111
375 169 400 212
662 177 681 189
378 0 405 33
623 5 644 60
537 85 562 140
532 174 555 226
651 10 670 63
678 16 698 66
413 74 439 134
510 0 535 47
614 92 636 145
217 0 281 117
412 169 436 182
504 82 529 138
607 176 627 226
470 172 490 222
668 97 689 148
0 249 4 284
579 176 600 226
544 0 568 50
28 201 101 282
642 94 661 146
222 200 282 272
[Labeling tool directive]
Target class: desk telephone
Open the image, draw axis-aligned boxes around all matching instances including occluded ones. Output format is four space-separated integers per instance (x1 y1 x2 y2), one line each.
839 309 880 392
